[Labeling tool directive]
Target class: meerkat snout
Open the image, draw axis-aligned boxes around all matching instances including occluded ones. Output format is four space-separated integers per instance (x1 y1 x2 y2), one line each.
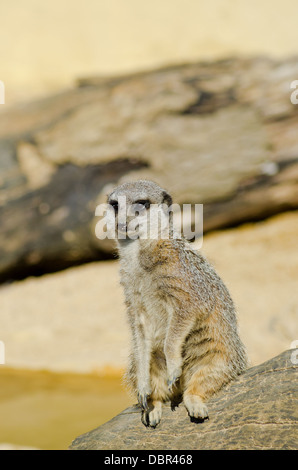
107 180 173 240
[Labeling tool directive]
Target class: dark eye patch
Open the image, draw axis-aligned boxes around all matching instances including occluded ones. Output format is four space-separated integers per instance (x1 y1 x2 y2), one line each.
134 199 150 209
109 200 119 213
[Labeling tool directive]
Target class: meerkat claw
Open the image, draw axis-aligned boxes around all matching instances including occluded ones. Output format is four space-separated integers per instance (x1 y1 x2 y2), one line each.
167 377 178 392
184 395 209 423
141 410 150 427
137 392 150 410
167 366 182 392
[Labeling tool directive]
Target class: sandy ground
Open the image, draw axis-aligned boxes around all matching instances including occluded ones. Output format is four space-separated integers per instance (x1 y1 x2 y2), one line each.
1 210 298 373
200 212 298 366
0 261 128 373
1 0 298 104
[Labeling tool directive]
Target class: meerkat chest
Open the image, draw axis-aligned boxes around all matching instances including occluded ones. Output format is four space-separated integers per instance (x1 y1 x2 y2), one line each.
119 244 168 341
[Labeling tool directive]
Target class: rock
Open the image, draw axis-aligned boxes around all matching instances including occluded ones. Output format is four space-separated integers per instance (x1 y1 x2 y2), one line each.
1 57 298 280
69 350 298 450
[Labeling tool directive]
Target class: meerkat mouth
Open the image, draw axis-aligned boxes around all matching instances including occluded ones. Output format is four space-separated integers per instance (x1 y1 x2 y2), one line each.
117 223 140 239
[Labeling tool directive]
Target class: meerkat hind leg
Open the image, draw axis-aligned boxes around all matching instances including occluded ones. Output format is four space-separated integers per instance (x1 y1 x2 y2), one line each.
183 393 209 423
183 368 210 422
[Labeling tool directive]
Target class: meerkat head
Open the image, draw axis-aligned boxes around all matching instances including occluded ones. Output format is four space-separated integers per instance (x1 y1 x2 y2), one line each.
107 180 173 241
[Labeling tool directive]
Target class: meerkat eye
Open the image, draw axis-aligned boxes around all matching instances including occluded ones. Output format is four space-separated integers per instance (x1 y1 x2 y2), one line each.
109 200 119 213
133 200 150 213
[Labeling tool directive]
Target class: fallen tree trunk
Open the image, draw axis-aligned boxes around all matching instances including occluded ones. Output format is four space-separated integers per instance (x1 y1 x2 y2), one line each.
1 57 298 280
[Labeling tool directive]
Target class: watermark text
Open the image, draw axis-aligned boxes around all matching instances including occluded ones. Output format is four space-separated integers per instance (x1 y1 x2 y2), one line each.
95 200 203 245
290 80 298 105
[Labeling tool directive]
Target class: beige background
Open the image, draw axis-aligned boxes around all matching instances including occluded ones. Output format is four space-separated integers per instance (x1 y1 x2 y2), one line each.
1 0 298 104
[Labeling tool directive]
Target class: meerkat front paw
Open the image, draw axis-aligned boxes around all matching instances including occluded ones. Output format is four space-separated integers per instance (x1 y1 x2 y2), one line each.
184 394 209 423
166 361 182 391
137 386 152 410
141 400 162 428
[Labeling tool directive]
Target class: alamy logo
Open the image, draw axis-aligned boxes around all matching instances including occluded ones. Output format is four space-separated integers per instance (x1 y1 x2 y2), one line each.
95 199 203 246
0 81 5 104
0 341 5 364
290 80 298 105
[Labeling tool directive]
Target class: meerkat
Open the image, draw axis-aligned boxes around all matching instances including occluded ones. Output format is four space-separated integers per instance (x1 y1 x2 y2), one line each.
107 180 247 427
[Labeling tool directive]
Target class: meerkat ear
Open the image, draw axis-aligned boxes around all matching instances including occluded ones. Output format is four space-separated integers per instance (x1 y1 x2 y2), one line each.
162 191 173 207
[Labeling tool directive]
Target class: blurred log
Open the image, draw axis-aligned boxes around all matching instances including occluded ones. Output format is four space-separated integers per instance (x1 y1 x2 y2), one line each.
0 57 298 281
203 157 298 231
0 159 147 282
